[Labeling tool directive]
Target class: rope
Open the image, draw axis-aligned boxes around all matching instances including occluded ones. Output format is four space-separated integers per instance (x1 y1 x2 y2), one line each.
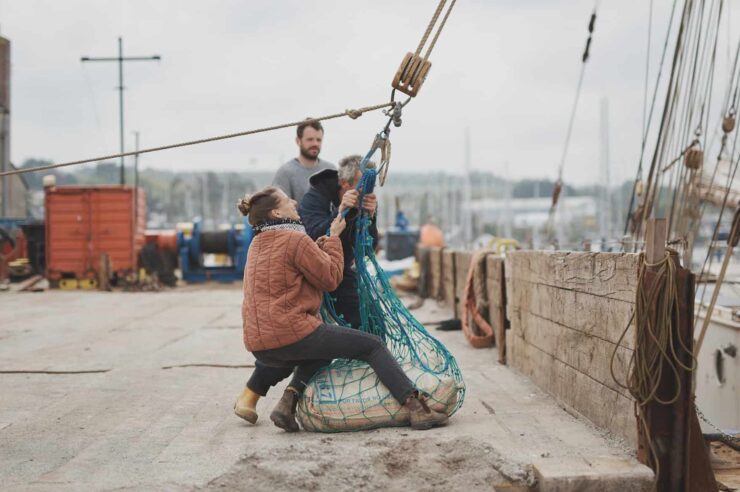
624 0 680 238
642 0 654 141
695 207 740 358
423 0 457 61
0 102 394 178
546 3 598 239
634 0 691 239
693 58 740 322
610 251 696 483
557 7 597 179
461 251 495 348
666 0 723 241
415 0 447 57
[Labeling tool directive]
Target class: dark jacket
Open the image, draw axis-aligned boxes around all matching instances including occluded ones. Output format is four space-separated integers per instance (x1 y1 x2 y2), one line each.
299 169 379 272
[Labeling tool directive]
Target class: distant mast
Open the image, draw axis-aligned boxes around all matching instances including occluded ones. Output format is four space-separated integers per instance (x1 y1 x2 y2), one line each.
503 161 513 239
599 97 612 244
0 35 10 217
463 127 473 247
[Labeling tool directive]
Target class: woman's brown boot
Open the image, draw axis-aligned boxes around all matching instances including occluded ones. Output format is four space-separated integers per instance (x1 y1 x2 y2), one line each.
405 394 448 430
270 387 300 432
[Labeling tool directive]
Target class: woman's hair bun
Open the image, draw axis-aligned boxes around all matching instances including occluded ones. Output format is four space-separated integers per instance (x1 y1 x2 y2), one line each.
237 195 251 216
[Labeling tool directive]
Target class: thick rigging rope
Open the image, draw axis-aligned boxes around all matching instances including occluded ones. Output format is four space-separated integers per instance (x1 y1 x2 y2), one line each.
546 3 598 239
0 102 394 178
422 0 457 61
674 2 724 248
666 0 723 240
642 0 655 142
640 1 740 304
415 0 447 58
651 0 701 226
694 112 740 327
636 0 692 239
391 0 457 98
643 0 727 251
6 2 461 180
624 0 680 238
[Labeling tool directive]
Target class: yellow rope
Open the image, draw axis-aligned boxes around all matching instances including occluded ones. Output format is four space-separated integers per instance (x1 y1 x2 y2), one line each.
0 102 394 177
610 251 696 484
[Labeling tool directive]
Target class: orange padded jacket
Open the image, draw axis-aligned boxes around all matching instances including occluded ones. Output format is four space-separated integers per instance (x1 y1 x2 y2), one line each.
242 230 344 352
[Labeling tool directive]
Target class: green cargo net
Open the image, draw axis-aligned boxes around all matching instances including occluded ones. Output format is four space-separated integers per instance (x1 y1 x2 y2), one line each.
297 149 466 432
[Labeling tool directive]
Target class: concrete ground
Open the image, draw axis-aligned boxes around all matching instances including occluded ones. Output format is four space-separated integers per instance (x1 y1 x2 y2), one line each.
0 286 652 491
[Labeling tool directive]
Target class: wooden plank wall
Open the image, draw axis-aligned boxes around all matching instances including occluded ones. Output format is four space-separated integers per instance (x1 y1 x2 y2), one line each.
506 251 640 445
417 247 509 363
441 249 456 308
486 256 507 363
428 246 444 300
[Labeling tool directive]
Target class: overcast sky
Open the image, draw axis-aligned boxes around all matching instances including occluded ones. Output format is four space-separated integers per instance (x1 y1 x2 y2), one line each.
1 0 738 185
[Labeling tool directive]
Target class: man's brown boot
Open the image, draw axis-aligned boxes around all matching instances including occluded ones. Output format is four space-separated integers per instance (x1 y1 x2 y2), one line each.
234 387 260 424
270 387 300 432
405 394 448 430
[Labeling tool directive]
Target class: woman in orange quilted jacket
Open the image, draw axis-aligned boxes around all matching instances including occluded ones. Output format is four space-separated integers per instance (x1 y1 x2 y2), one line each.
236 186 448 432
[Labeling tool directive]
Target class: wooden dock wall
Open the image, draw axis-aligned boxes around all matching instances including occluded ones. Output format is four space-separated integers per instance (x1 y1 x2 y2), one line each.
417 247 640 444
505 251 639 445
418 246 509 362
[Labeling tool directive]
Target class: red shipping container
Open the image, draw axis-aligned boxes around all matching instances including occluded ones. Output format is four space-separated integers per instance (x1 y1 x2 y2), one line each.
45 185 146 281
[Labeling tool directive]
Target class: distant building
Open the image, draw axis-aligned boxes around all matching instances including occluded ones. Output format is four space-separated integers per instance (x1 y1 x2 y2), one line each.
466 196 598 229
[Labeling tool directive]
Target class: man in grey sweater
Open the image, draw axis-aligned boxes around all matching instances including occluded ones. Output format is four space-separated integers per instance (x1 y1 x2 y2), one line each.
272 120 335 203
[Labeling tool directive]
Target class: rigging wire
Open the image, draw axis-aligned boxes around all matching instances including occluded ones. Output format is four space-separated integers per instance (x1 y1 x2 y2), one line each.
667 0 722 239
672 0 724 250
546 2 599 239
638 0 692 238
0 102 394 178
80 64 112 154
643 0 655 141
624 0 680 238
695 90 740 325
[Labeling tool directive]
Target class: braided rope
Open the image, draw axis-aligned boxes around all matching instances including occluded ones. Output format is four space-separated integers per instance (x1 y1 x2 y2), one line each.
610 251 696 483
415 0 447 57
423 0 457 61
0 102 393 178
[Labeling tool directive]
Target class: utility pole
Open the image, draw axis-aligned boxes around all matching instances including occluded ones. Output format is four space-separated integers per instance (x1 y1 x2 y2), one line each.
0 36 10 217
599 98 612 243
81 37 160 185
133 130 140 228
132 131 140 278
503 161 513 239
463 128 473 247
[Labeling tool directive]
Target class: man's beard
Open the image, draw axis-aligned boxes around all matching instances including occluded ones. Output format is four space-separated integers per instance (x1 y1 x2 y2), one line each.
299 146 320 160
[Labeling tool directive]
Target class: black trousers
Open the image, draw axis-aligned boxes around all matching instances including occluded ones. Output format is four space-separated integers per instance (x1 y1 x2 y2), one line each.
328 273 361 329
247 324 415 404
246 275 360 395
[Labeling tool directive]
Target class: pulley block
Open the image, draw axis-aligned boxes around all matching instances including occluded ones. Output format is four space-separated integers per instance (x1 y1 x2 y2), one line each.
392 52 432 97
684 144 704 170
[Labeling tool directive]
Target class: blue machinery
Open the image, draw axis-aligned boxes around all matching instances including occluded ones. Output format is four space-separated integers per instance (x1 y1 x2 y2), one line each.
176 219 253 283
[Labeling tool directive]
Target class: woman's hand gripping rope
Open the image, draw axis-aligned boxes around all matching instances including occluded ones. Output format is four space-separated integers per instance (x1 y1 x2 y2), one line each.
329 214 347 237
